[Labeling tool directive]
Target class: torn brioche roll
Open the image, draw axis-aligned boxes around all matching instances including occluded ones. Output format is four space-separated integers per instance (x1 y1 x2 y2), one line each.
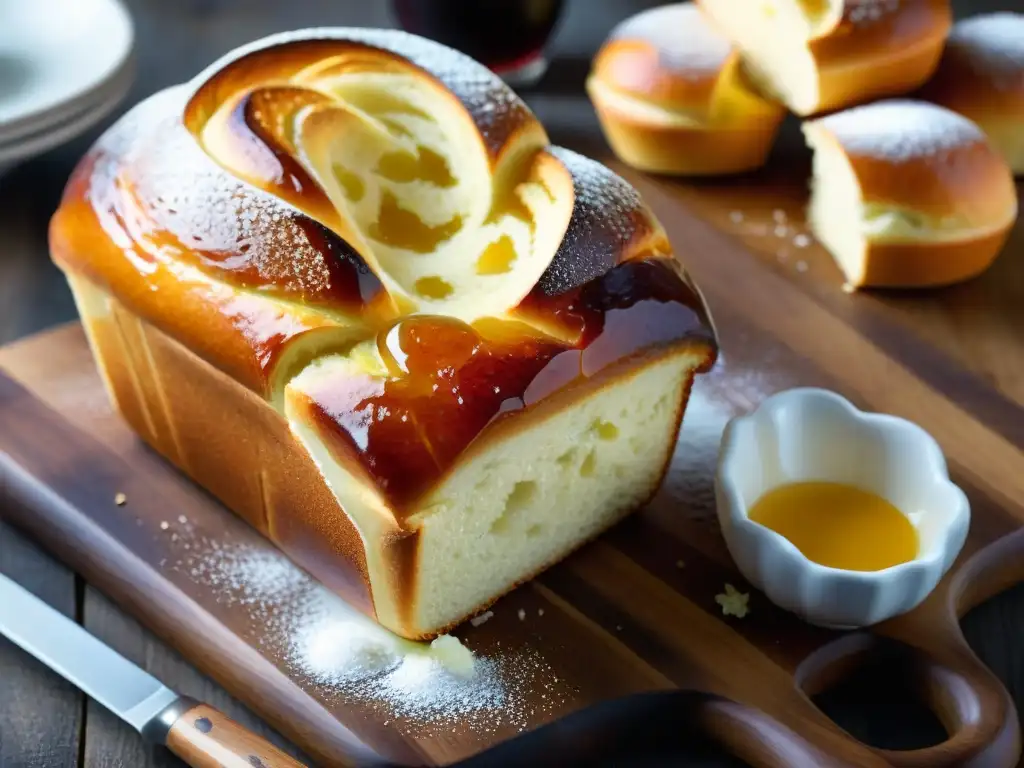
698 0 951 117
586 2 785 175
802 99 1017 289
919 12 1024 175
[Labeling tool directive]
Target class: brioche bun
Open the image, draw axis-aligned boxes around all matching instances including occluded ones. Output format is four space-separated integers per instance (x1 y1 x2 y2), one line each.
802 99 1017 289
698 0 951 117
586 2 785 175
919 12 1024 175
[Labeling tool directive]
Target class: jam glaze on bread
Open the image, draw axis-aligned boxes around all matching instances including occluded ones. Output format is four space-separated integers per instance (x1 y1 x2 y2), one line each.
803 99 1017 289
698 0 952 117
49 29 718 639
586 2 785 175
919 13 1024 175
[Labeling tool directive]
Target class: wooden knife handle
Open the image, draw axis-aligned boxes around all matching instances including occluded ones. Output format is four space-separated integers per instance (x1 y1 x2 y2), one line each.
164 701 307 768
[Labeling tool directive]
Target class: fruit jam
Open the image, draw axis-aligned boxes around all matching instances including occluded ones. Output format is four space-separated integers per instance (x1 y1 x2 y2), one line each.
296 258 716 513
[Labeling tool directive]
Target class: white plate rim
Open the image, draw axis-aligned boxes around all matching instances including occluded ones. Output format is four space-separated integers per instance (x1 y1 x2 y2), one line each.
0 0 135 136
0 64 134 165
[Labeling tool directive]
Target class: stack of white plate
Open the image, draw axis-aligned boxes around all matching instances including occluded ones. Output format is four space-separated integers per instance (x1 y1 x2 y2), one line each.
0 0 134 176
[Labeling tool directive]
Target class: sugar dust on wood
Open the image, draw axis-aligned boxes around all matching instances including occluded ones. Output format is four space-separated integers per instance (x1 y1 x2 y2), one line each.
157 517 571 735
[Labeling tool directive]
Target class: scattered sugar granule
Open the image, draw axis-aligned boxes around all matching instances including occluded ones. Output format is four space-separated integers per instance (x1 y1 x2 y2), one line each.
537 608 544 617
848 0 900 27
793 233 812 248
774 225 788 238
729 210 744 224
946 13 1024 89
114 493 127 506
816 100 984 162
796 261 809 272
160 521 169 530
470 610 494 628
675 559 686 569
178 515 188 524
298 620 401 684
615 625 623 632
715 584 750 618
772 210 787 223
517 609 526 621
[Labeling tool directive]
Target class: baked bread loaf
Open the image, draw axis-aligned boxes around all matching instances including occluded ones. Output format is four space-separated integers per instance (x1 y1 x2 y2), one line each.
802 99 1017 289
49 29 718 639
697 0 952 116
586 2 785 175
918 12 1024 175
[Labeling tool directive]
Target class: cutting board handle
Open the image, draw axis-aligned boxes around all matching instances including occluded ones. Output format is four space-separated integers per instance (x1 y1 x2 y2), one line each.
888 640 1018 768
875 535 1024 768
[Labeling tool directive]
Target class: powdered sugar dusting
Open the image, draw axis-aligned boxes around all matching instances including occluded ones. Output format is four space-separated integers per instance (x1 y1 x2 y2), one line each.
535 146 645 295
817 100 985 161
611 3 731 76
89 86 365 304
846 0 900 28
947 13 1024 89
161 522 570 735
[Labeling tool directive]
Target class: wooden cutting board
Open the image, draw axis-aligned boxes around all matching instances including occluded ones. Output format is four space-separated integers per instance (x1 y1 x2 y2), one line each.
1 166 1023 768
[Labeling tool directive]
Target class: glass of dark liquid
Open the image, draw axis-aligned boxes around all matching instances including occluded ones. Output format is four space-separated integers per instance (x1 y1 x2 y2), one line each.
390 0 565 88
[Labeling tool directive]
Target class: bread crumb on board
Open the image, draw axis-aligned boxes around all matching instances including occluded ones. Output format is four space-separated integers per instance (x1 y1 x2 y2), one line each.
469 610 494 628
114 493 127 506
715 584 750 618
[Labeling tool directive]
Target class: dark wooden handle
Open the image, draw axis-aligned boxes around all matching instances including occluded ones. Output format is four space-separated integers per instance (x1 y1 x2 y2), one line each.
877 535 1024 768
878 641 1020 768
166 703 308 768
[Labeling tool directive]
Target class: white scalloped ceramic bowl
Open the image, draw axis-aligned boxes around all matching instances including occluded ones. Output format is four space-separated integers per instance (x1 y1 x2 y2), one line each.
715 388 970 629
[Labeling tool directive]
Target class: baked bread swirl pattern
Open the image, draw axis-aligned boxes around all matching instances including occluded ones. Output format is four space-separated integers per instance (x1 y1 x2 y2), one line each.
50 29 718 639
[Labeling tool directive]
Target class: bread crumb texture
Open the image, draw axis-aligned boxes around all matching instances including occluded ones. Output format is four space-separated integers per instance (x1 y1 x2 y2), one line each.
715 583 750 618
948 13 1024 88
818 100 985 161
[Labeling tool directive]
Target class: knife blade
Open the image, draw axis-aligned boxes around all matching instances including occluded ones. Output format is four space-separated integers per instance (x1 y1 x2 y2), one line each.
0 571 310 768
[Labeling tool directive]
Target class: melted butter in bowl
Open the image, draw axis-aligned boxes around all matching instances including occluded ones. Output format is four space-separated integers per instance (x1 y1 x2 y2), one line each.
748 481 918 572
716 388 970 629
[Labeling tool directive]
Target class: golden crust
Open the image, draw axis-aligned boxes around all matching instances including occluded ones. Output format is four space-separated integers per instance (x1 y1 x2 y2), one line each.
697 0 951 116
807 103 1017 227
587 3 784 175
588 94 783 175
850 226 1014 288
917 13 1024 173
808 0 951 114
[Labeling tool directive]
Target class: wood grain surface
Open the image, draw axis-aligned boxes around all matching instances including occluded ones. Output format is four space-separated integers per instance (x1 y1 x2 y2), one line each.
1 1 1022 767
2 144 1023 764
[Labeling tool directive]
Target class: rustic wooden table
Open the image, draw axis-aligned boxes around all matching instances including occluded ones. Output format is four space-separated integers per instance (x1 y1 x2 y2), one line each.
1 1 1021 766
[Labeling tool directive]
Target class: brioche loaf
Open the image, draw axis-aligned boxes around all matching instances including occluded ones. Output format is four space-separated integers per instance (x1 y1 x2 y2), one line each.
919 12 1024 175
49 29 718 639
698 0 951 116
586 2 785 175
802 99 1017 289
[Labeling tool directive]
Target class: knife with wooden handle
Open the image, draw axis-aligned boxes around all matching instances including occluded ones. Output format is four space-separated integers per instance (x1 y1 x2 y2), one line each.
0 571 315 768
